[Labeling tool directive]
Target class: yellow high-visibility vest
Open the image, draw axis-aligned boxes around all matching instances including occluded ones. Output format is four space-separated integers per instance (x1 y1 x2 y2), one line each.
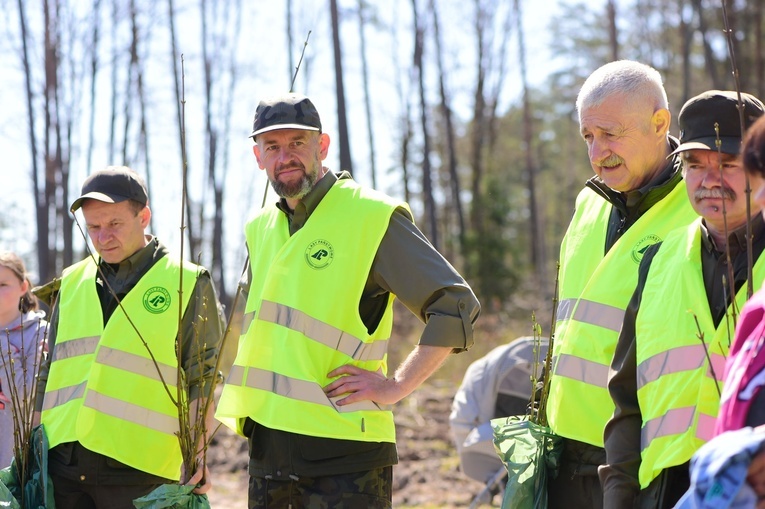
42 255 198 480
547 182 697 446
636 219 765 487
217 179 406 442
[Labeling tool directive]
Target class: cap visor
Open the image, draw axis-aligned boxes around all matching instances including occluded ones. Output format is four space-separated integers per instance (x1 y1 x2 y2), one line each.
250 124 321 138
70 192 127 212
668 137 743 158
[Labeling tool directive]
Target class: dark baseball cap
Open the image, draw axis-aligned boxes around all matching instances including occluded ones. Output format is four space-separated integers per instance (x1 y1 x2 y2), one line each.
670 90 765 157
249 93 322 139
70 166 149 213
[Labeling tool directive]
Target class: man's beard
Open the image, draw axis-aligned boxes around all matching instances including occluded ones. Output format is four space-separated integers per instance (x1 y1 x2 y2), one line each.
270 165 318 200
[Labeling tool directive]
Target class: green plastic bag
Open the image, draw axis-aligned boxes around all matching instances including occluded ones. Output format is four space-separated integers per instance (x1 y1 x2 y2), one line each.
132 484 210 509
0 425 55 509
492 416 563 509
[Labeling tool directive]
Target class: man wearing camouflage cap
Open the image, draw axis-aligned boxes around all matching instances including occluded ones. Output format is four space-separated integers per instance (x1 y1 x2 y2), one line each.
216 93 480 507
601 90 765 509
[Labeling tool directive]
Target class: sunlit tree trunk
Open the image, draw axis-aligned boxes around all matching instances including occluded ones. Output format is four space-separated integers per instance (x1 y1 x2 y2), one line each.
330 0 353 174
691 0 722 89
514 0 545 288
85 0 101 176
411 0 438 248
167 0 200 257
357 0 377 188
607 0 618 61
430 0 465 258
17 0 46 280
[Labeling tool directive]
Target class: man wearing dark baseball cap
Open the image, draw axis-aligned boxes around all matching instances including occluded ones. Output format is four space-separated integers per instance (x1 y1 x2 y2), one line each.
603 90 765 509
69 165 149 213
34 165 224 509
217 92 480 507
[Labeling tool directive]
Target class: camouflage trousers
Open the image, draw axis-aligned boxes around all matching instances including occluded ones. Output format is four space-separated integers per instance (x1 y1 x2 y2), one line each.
248 466 393 509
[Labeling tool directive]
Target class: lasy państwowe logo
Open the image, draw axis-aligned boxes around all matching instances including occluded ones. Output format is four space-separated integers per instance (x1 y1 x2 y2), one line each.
143 286 172 314
305 239 334 270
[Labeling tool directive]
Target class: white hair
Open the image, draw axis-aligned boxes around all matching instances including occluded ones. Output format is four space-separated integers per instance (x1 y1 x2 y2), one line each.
576 60 669 122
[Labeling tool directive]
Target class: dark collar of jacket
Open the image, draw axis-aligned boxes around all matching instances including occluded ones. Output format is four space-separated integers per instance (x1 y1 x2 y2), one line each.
700 212 765 257
275 170 352 235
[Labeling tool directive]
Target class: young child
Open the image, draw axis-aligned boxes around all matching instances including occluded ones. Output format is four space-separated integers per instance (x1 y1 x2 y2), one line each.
0 251 48 468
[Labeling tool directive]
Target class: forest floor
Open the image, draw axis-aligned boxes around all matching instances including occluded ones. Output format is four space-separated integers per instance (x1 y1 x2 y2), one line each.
204 300 544 508
205 379 497 508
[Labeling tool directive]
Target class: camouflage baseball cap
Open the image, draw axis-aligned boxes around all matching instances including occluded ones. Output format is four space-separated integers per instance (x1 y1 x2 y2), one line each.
249 93 322 139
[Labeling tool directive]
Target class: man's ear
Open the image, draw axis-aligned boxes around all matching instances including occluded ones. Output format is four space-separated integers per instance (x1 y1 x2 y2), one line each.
318 133 331 161
253 144 265 170
139 206 152 228
652 108 671 137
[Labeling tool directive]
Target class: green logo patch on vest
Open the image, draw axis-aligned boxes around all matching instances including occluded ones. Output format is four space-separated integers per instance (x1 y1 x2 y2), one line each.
632 234 661 264
143 286 172 313
305 239 334 269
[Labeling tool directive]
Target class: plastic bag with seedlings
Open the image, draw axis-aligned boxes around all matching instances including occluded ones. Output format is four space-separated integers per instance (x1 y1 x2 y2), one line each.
492 416 563 509
0 425 55 509
132 484 210 509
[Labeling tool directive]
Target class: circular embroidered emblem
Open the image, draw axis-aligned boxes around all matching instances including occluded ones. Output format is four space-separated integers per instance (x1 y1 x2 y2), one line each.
143 286 172 314
305 239 334 270
632 234 661 264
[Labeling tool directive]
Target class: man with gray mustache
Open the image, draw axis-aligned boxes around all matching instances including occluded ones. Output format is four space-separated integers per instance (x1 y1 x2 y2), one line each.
601 90 765 509
544 60 699 509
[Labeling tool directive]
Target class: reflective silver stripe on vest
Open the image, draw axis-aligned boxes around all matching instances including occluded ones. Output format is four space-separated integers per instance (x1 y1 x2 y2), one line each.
573 299 625 332
637 346 726 390
553 354 609 387
243 366 382 413
84 389 179 435
96 346 178 386
242 311 256 336
53 336 100 361
695 412 716 442
42 381 87 411
641 406 694 450
556 299 624 332
259 300 388 362
641 407 717 450
557 299 576 322
227 364 245 386
708 352 726 382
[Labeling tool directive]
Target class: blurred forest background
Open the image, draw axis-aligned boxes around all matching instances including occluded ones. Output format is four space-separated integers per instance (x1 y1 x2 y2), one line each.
1 0 763 336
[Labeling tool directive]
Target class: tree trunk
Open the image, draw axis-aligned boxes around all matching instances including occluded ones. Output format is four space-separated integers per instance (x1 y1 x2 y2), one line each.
411 0 438 248
287 0 294 86
691 0 722 89
17 0 46 280
514 0 545 288
329 0 353 174
756 0 764 98
167 0 199 257
469 0 487 242
607 0 618 61
43 0 58 279
108 0 119 162
86 0 102 176
679 0 692 104
357 0 377 188
429 0 465 258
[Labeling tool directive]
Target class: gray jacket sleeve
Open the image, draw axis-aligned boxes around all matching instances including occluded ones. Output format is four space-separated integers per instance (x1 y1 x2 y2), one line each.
372 208 480 352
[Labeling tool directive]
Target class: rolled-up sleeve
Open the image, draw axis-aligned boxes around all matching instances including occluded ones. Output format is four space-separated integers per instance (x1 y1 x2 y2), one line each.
372 208 480 352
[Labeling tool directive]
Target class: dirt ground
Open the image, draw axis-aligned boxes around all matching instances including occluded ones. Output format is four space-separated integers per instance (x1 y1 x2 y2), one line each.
205 379 497 508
